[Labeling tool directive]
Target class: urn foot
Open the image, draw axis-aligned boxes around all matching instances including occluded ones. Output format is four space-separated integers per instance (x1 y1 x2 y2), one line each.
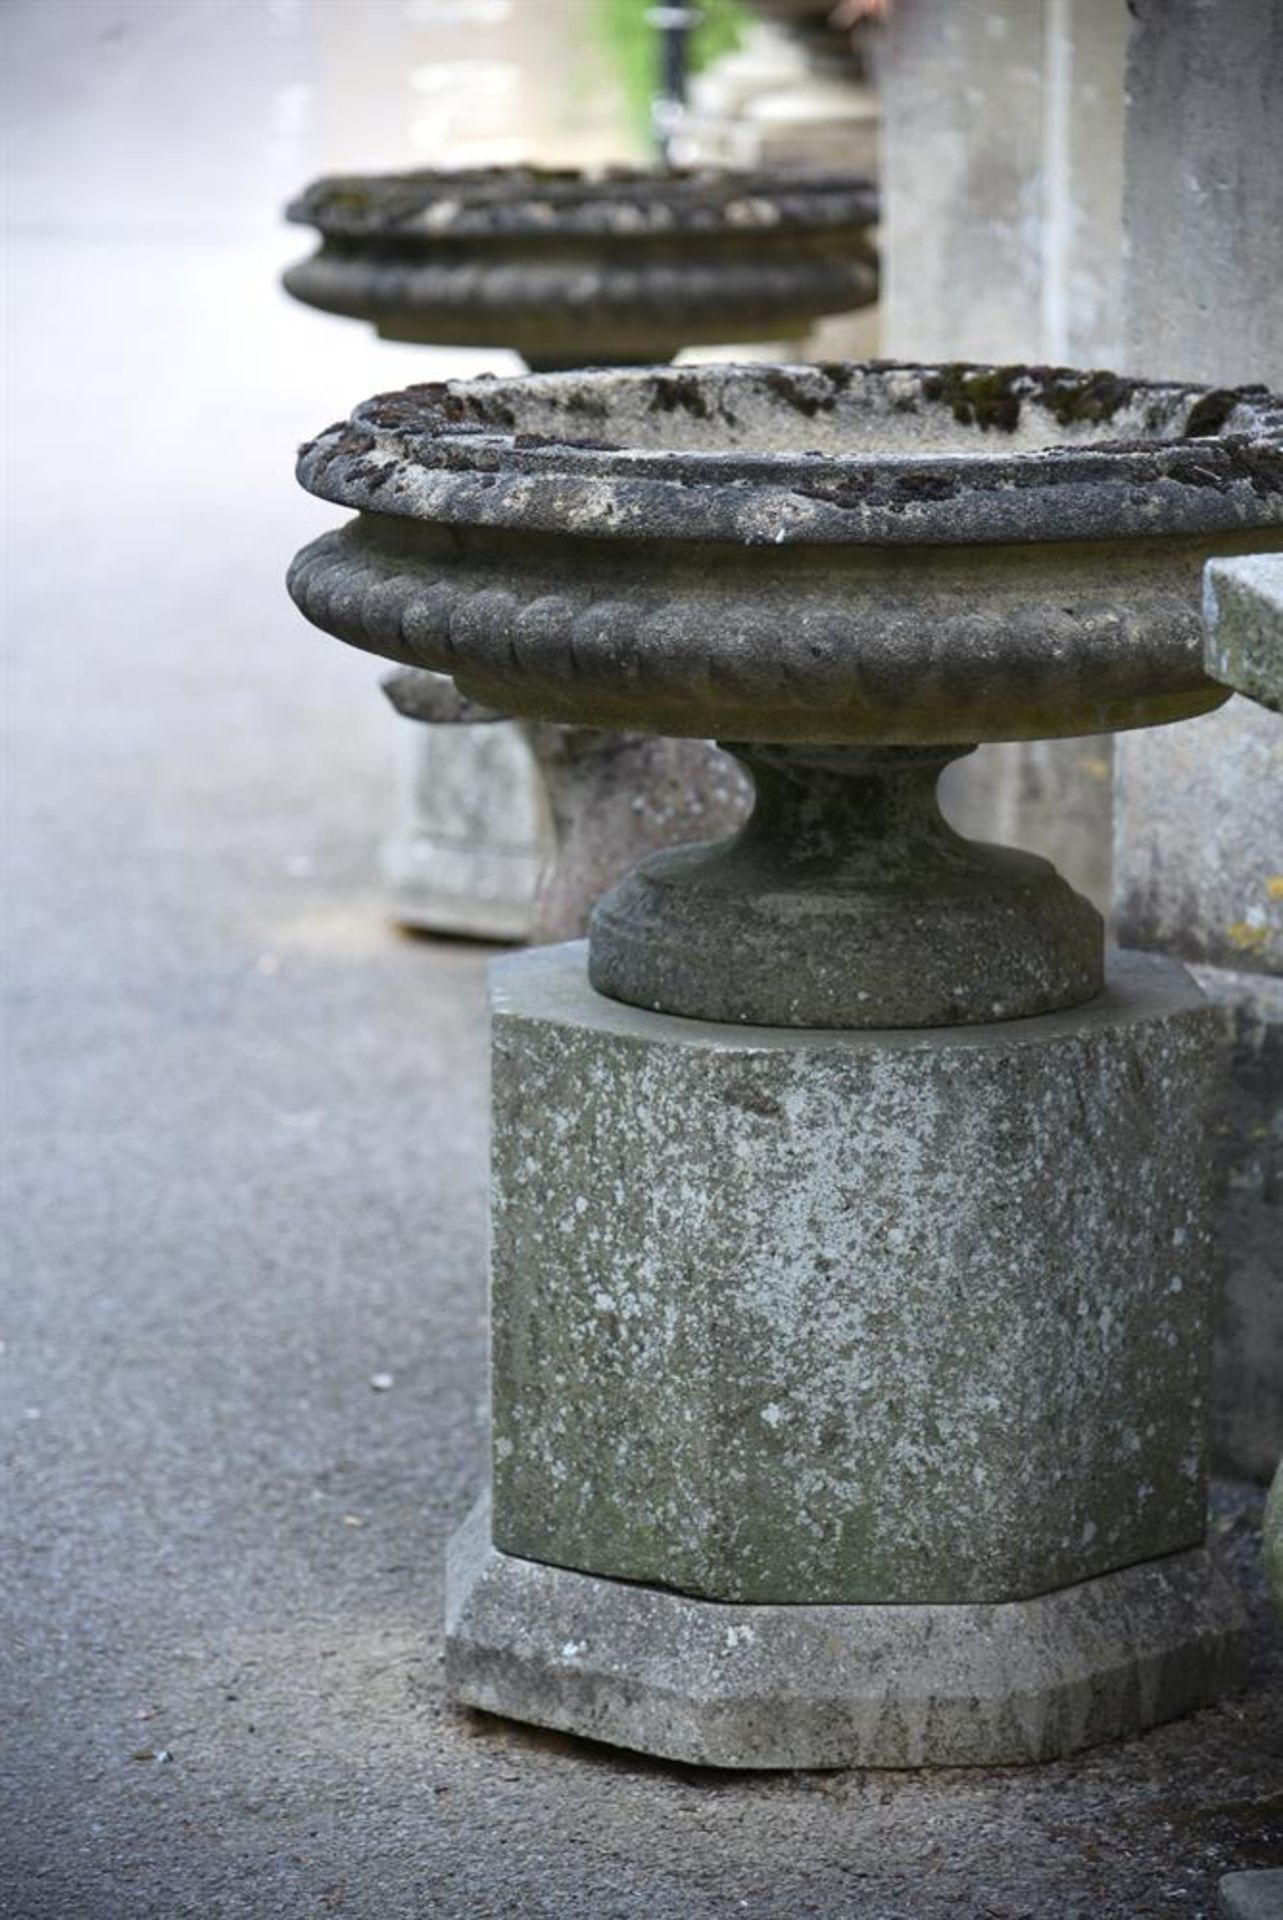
589 744 1104 1027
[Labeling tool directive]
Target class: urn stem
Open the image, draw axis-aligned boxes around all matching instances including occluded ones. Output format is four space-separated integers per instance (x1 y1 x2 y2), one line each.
588 741 1104 1029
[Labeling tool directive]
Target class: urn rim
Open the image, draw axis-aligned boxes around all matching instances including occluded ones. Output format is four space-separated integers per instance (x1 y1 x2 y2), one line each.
295 360 1283 550
284 163 879 242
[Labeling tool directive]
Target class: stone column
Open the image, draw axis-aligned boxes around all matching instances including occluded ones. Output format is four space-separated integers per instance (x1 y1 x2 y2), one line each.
1116 0 1283 1484
878 0 1126 914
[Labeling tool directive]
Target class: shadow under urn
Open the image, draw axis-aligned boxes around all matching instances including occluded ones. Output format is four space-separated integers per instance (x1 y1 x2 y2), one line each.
288 360 1283 1767
284 165 878 945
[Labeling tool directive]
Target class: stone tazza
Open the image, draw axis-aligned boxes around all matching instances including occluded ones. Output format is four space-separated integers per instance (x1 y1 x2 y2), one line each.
289 360 1283 1028
289 360 1283 742
283 166 879 365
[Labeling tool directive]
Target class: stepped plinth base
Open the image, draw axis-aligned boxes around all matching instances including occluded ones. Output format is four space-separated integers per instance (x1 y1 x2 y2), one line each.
446 1495 1247 1770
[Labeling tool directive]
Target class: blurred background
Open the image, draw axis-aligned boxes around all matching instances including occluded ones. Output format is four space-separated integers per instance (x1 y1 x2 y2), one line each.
4 0 855 975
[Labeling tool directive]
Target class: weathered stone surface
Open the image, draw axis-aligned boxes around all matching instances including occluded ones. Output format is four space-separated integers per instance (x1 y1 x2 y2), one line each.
289 363 1282 744
590 744 1103 1026
1205 553 1283 715
1194 965 1283 1486
523 725 749 946
1266 1461 1283 1624
446 1494 1248 1771
283 164 878 363
1218 1870 1283 1920
379 710 547 942
489 941 1217 1606
1115 708 1283 979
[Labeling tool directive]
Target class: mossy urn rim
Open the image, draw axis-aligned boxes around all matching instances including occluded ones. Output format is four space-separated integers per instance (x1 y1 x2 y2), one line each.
289 359 1283 745
285 163 879 242
296 360 1283 548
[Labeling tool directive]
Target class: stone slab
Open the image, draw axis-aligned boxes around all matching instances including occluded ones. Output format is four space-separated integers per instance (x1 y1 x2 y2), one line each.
446 1493 1249 1771
1193 964 1283 1485
490 942 1218 1606
1114 706 1283 979
1218 1870 1283 1920
1205 553 1283 715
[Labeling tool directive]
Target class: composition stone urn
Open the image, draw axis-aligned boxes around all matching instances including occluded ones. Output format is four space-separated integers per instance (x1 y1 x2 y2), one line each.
283 165 877 942
283 164 878 368
288 360 1283 1768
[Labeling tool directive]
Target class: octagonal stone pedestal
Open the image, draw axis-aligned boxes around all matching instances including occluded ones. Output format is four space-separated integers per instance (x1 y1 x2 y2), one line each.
444 942 1249 1766
289 361 1281 1769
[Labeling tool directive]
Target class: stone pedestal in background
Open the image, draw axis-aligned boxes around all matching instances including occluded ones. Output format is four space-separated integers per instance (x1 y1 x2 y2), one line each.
671 22 878 177
382 675 752 944
445 942 1246 1767
1115 0 1283 1483
382 714 548 941
878 0 1126 915
669 22 880 362
523 728 749 946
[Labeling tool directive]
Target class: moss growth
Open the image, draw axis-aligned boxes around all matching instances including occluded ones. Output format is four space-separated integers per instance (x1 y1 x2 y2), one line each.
920 366 1025 433
1183 389 1240 438
1040 369 1139 428
646 372 712 418
761 368 839 417
921 364 1148 436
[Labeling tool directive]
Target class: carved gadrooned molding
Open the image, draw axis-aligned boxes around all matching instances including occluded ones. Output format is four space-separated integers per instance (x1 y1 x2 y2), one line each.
288 360 1283 1026
283 165 878 362
289 362 1283 744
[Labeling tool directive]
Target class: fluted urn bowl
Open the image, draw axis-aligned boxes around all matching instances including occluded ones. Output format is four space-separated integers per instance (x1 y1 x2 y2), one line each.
283 165 878 370
288 361 1283 1027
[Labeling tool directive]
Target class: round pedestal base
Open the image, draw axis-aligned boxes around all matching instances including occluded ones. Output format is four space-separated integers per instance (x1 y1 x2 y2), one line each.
446 1494 1248 1770
589 745 1104 1028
